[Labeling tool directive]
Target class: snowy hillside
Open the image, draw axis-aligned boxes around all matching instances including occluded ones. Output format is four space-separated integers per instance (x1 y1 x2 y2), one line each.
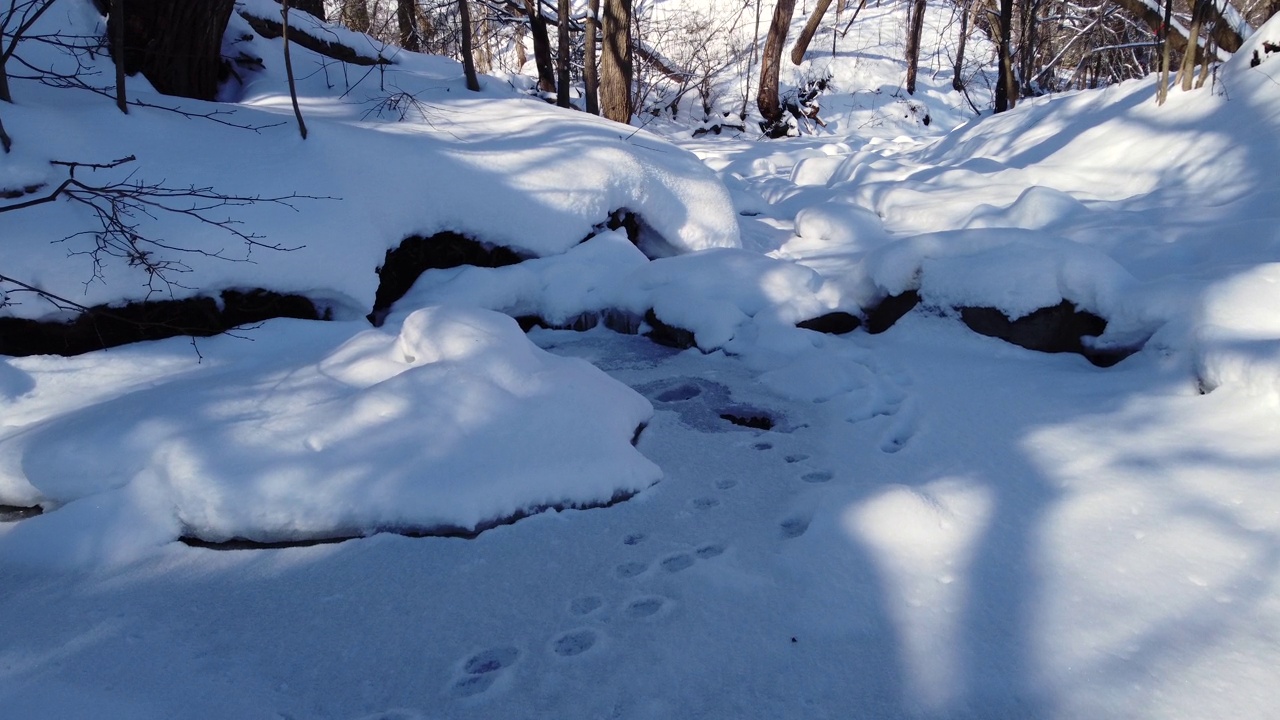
3 1 1280 718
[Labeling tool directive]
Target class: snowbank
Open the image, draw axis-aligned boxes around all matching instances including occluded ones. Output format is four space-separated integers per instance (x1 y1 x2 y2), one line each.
0 307 660 566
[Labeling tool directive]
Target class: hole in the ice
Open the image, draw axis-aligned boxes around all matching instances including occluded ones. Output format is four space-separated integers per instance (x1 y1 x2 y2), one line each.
720 411 775 431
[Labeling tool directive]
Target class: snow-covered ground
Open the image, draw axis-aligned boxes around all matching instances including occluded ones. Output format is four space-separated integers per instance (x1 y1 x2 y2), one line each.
4 1 1280 718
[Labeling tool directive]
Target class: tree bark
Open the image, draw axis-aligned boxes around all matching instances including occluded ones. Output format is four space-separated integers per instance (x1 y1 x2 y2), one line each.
398 0 421 52
758 0 798 126
293 0 325 20
953 0 970 90
459 0 480 90
111 0 237 101
904 0 926 94
526 0 557 93
0 111 11 152
1156 0 1173 104
585 0 600 114
340 0 371 33
112 0 127 113
556 0 572 106
282 0 308 140
994 0 1015 112
790 0 835 65
1178 0 1205 91
599 0 633 122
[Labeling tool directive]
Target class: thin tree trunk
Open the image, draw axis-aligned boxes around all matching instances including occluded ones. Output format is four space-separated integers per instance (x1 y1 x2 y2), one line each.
0 66 10 104
0 111 11 153
994 0 1014 112
398 0 420 51
585 0 600 114
1156 0 1173 104
741 0 763 118
599 0 633 122
282 0 308 139
953 0 969 90
526 0 557 93
113 0 127 113
556 0 572 106
840 0 869 36
1196 31 1214 88
904 0 926 94
459 0 480 90
791 0 835 65
1178 0 1205 91
758 0 798 126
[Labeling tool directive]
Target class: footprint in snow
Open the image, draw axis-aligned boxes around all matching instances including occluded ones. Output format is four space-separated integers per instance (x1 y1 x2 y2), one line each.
622 532 647 546
449 646 520 698
660 553 695 573
615 561 648 579
878 398 917 454
780 515 811 540
784 454 809 464
753 441 773 451
715 478 738 490
569 595 604 616
551 629 599 657
624 596 669 619
691 496 720 511
801 470 833 484
695 543 726 560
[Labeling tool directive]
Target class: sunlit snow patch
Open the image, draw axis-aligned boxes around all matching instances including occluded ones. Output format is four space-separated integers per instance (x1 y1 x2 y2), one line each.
0 307 660 566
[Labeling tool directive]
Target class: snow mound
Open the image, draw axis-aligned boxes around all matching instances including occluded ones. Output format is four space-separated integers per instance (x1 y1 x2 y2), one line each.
0 307 660 566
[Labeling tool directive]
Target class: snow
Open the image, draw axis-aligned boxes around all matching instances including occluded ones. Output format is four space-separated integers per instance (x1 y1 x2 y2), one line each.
4 3 1280 719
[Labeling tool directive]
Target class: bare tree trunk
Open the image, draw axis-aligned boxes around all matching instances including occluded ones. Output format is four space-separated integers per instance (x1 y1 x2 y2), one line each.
397 0 420 51
741 0 763 118
526 0 557 93
282 0 308 139
0 112 11 153
791 0 835 65
113 0 237 101
757 0 798 126
556 0 572 106
294 0 325 20
112 0 127 113
585 0 600 114
1178 0 1205 91
994 0 1015 112
953 0 970 90
340 0 371 33
1156 0 1173 104
459 0 480 90
904 0 926 94
599 0 633 122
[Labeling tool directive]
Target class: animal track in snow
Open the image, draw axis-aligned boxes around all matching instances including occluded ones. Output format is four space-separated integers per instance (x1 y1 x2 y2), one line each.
780 515 811 539
569 595 604 616
691 496 720 511
449 646 519 698
660 553 695 573
753 441 773 451
695 543 726 559
624 596 668 619
551 629 598 657
801 470 833 484
715 478 738 490
622 532 647 546
784 454 809 464
615 561 648 578
878 398 917 454
462 646 520 675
